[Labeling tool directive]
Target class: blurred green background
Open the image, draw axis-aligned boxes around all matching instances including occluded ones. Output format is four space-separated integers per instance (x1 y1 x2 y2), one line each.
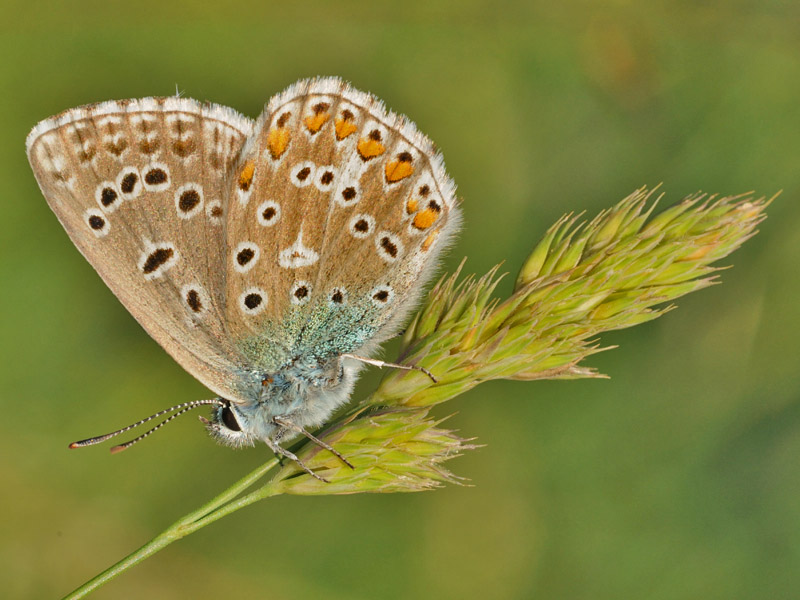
1 1 798 598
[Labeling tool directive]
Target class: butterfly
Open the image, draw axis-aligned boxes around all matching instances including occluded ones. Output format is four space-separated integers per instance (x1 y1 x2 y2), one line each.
26 77 460 479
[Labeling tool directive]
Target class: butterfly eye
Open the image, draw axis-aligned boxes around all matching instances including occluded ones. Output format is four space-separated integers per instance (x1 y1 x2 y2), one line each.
220 405 241 432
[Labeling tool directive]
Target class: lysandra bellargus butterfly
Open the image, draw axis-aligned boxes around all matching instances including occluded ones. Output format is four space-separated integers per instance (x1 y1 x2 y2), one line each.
26 77 460 479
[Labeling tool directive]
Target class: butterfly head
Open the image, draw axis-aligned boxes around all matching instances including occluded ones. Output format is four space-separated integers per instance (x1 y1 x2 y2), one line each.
203 400 276 448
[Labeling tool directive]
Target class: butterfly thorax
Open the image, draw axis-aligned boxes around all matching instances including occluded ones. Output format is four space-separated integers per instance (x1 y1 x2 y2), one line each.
209 355 357 446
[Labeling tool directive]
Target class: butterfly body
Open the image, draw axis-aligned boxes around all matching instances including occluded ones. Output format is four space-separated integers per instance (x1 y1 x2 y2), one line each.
27 77 460 452
211 356 357 448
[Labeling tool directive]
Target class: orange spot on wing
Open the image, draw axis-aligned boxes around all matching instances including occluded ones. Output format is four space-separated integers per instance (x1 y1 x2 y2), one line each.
267 127 291 160
357 137 385 161
422 229 440 251
385 159 414 183
406 198 419 214
305 112 330 134
238 160 255 190
413 207 440 230
335 117 357 140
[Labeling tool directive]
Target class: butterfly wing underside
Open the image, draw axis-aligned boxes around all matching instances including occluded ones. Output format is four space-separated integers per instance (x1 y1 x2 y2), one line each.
26 98 255 400
221 78 461 371
28 79 460 406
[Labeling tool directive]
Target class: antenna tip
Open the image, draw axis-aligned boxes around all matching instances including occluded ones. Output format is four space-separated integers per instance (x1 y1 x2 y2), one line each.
68 442 80 449
109 445 127 455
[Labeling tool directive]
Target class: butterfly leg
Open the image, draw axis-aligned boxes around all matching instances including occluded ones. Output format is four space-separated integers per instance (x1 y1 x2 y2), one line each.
268 428 287 466
341 353 437 383
262 435 329 483
273 416 355 469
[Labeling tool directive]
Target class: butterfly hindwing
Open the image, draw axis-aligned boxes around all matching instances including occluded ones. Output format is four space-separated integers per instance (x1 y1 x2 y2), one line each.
27 98 255 400
223 78 461 370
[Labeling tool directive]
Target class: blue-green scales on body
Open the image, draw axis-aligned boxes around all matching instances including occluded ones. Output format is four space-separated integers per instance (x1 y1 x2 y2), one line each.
222 302 383 445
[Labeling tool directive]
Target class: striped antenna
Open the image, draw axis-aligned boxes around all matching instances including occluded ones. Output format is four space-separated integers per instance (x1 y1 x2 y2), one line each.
68 399 225 452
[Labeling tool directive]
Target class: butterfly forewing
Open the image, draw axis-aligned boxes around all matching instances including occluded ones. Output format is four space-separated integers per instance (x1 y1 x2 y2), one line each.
27 98 256 400
223 78 461 370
